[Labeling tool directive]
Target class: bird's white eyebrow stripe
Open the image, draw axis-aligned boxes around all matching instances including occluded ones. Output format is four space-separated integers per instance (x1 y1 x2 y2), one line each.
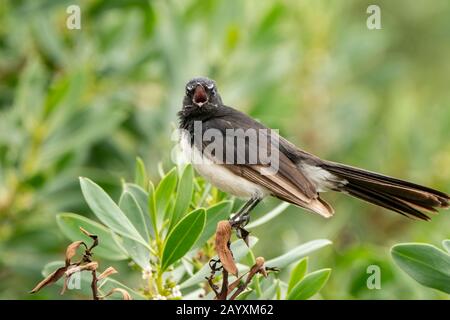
187 82 214 91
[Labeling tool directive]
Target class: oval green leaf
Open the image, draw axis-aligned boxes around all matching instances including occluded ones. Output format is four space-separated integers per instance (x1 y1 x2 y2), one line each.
134 157 148 189
259 279 280 300
161 208 206 272
123 183 154 237
79 177 149 250
266 239 332 269
391 243 450 294
119 191 150 242
154 168 177 228
118 191 152 269
193 200 233 249
287 257 308 294
287 268 331 300
247 202 290 229
170 164 194 229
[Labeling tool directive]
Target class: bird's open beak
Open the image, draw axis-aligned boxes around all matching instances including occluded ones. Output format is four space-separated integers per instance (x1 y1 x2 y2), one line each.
193 85 208 106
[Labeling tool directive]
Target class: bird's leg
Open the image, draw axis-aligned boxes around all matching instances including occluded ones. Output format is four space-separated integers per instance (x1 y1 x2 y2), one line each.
229 197 261 245
229 197 260 227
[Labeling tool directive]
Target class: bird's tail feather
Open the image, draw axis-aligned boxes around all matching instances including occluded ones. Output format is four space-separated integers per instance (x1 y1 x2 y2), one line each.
320 161 449 221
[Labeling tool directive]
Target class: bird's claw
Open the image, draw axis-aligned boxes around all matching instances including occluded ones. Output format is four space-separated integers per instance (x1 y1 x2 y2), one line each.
208 258 223 272
229 214 251 246
235 226 250 246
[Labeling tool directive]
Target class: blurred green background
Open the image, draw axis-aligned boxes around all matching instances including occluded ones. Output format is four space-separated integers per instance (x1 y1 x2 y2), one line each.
0 0 449 299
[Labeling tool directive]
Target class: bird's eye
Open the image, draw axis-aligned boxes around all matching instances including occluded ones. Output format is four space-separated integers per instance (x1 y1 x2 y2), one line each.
186 86 193 95
211 88 216 96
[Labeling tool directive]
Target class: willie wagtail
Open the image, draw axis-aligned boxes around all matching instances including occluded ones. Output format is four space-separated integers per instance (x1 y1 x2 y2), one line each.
178 77 449 239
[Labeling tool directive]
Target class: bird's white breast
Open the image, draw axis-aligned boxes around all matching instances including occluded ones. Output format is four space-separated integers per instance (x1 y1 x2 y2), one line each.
179 132 267 199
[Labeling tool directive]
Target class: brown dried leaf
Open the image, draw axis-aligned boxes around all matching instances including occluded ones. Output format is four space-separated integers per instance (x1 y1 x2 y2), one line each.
79 226 95 238
97 267 118 281
60 274 73 295
215 220 238 276
102 288 132 300
216 269 229 300
229 257 267 300
249 256 266 278
65 241 86 266
79 227 98 250
65 261 98 277
30 266 67 294
227 274 246 293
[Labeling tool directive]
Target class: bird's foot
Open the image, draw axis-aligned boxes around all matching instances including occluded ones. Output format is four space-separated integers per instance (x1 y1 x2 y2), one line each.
208 258 223 272
229 214 251 246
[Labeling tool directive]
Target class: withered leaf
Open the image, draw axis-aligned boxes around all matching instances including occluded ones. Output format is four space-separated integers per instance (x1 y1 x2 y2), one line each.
102 288 132 300
249 256 266 278
79 226 99 250
65 261 99 277
30 266 68 294
65 240 86 266
215 220 238 276
227 274 246 293
79 226 96 238
228 257 267 300
97 266 118 281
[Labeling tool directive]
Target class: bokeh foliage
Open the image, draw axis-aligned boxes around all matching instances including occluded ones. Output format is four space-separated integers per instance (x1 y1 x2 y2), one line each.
0 0 449 299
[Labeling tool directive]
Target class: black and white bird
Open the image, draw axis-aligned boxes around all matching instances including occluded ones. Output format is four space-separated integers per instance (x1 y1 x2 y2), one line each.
178 77 449 238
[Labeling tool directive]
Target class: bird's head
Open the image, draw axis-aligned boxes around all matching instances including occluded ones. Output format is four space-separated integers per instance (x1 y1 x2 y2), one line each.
182 77 222 110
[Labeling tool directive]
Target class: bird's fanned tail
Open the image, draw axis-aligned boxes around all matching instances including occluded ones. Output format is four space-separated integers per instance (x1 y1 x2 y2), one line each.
319 161 449 221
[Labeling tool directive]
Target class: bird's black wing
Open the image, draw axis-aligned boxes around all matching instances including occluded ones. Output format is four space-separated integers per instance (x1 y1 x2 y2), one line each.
200 107 334 217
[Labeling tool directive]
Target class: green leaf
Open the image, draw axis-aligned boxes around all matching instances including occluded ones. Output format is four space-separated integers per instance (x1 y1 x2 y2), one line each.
259 279 280 300
112 234 151 270
287 257 308 294
180 237 258 289
391 243 450 293
161 208 206 272
134 157 148 189
56 213 127 260
193 200 233 248
235 288 253 300
123 183 154 237
119 191 150 241
443 240 450 254
154 168 177 228
148 181 158 234
170 165 194 229
118 191 151 269
287 268 331 300
266 239 332 269
79 177 150 250
247 202 289 229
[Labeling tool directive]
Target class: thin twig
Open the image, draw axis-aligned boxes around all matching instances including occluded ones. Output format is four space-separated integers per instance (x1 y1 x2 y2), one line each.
217 269 229 300
91 270 99 300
